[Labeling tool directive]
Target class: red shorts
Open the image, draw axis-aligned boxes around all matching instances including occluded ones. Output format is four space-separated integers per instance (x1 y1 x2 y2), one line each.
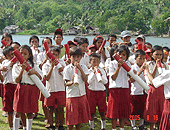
66 95 91 125
0 83 4 97
159 99 170 130
106 88 130 119
2 84 17 112
13 83 39 113
130 94 146 118
88 90 107 113
144 85 165 123
44 91 66 107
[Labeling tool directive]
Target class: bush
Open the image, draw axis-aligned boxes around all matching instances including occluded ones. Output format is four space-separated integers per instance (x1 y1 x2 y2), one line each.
17 30 41 35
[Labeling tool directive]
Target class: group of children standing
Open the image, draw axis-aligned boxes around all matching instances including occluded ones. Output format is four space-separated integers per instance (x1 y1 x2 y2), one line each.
1 29 170 130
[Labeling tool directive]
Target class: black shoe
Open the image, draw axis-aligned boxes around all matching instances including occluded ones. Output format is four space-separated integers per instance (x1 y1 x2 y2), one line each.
90 129 94 130
101 129 105 130
58 126 65 130
139 125 148 130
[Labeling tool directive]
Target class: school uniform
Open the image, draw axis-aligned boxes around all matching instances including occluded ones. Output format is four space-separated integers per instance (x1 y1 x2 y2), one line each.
1 59 17 112
12 62 43 113
106 60 131 119
97 48 110 68
42 59 66 107
31 47 39 64
79 52 90 68
87 67 108 114
130 63 146 118
129 54 135 64
0 64 3 98
63 63 91 125
144 61 166 123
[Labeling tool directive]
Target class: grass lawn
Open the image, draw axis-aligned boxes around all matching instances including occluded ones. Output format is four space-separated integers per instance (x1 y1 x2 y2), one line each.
0 98 152 130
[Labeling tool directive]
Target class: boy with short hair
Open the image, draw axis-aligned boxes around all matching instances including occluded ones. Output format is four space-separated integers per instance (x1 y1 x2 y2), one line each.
1 46 17 130
130 49 147 130
88 53 108 130
42 46 66 130
87 44 97 55
106 34 117 52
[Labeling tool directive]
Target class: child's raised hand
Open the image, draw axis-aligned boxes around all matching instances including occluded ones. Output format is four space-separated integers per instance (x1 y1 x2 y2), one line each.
0 66 8 71
133 70 137 74
94 66 102 76
21 61 29 71
117 59 124 67
49 59 56 68
74 62 81 70
28 69 37 76
155 59 161 65
142 62 149 70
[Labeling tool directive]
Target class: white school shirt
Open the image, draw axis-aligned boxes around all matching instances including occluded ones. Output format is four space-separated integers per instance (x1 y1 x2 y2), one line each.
144 61 168 85
63 63 89 98
37 51 46 66
105 58 111 76
109 60 131 88
129 54 135 64
1 59 16 84
88 67 108 91
31 47 39 64
42 59 66 92
131 63 145 95
12 62 43 85
79 53 90 67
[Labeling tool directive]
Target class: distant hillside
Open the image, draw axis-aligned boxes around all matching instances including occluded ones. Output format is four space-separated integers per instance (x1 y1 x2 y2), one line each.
0 0 170 35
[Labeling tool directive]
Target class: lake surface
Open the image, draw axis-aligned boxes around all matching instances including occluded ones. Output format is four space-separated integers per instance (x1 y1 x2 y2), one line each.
1 35 170 50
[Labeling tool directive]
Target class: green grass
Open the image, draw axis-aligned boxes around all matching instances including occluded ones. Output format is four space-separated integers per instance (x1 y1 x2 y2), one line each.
0 98 152 130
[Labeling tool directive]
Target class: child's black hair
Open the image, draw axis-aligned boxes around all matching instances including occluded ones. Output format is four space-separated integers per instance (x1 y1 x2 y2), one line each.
69 46 83 56
163 46 169 52
1 33 13 41
93 36 103 45
107 34 117 40
110 44 118 61
19 45 34 67
132 43 138 51
89 53 101 60
49 46 61 54
29 35 39 43
10 42 21 47
80 38 89 45
73 37 81 43
42 37 52 45
144 42 152 48
3 46 14 57
151 45 163 61
115 45 130 60
135 49 146 58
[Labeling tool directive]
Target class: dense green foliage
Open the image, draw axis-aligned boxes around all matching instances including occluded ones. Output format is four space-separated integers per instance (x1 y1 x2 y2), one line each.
1 0 170 35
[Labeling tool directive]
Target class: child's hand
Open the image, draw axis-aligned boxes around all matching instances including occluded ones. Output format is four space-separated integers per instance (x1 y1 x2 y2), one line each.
28 69 37 76
66 58 71 64
133 70 137 74
0 66 8 71
94 66 102 76
21 61 29 71
117 59 124 67
162 64 166 69
100 48 105 55
155 59 161 65
142 62 149 70
74 62 81 70
49 59 56 68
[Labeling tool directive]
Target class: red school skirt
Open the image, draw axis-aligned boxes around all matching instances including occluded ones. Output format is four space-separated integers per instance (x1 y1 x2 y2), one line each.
144 85 165 123
159 99 170 130
65 95 91 125
130 94 147 118
13 83 39 113
106 88 130 119
0 83 4 98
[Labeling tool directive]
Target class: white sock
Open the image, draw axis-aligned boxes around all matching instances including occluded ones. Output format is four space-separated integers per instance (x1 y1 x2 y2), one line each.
112 129 116 130
101 120 106 129
26 119 33 130
89 120 94 129
9 128 13 130
120 128 124 130
139 118 144 126
23 126 26 130
13 116 20 130
130 119 135 127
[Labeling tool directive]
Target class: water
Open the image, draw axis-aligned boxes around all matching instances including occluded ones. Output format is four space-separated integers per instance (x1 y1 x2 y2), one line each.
1 35 170 50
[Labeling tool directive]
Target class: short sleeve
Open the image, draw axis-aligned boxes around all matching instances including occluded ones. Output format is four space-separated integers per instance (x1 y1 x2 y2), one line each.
42 63 49 76
12 64 21 82
63 66 71 81
109 60 117 76
82 65 90 75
